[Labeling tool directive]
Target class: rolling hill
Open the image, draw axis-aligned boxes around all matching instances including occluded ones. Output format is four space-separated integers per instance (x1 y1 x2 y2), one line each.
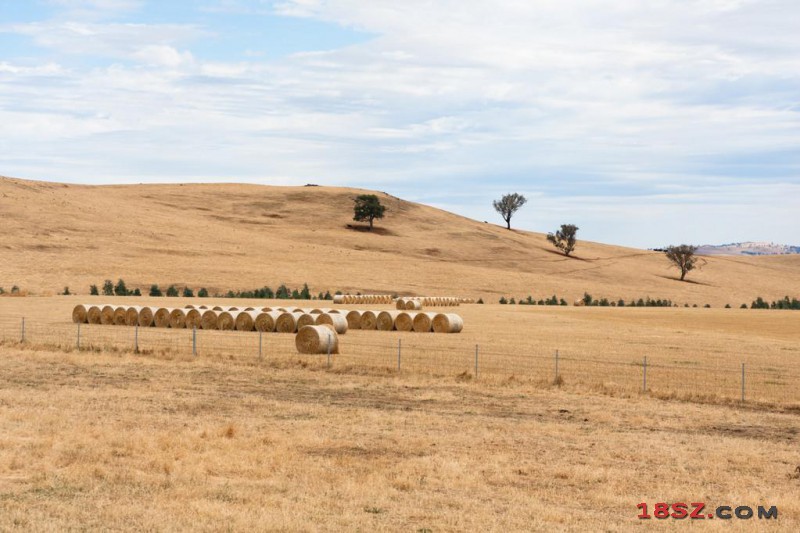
1 175 799 306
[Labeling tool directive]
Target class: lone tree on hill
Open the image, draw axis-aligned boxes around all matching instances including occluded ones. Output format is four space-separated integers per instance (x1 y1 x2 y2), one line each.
353 194 386 231
493 193 527 230
547 224 579 257
665 244 704 281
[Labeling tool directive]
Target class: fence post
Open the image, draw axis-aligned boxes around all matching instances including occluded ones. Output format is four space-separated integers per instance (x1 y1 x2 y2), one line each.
642 356 647 393
475 344 479 379
21 317 25 343
397 338 402 372
134 323 139 353
77 322 81 350
192 327 197 357
259 331 263 360
554 349 559 382
741 363 745 402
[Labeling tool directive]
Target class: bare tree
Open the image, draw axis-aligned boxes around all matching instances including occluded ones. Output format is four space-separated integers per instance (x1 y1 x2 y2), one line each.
547 224 579 257
665 244 704 281
493 193 527 230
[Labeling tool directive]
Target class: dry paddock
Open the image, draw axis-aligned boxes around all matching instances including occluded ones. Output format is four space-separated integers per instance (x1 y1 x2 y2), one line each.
1 296 799 407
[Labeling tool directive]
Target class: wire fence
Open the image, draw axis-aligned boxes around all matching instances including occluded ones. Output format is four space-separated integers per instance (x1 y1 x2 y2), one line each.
1 316 798 408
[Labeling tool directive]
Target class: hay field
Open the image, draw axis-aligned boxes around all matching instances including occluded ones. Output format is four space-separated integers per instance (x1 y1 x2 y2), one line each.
2 175 800 307
0 346 798 531
2 296 799 406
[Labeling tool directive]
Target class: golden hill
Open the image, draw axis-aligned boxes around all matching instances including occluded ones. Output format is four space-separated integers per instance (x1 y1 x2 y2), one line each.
1 175 799 306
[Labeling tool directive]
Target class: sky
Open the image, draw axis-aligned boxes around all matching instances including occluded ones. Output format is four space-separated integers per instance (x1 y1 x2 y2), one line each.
1 0 798 248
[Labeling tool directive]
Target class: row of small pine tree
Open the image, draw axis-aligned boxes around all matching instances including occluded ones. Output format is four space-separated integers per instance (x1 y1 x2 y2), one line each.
87 279 336 300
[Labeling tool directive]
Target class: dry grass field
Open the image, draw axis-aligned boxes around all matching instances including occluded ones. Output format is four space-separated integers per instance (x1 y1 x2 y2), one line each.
2 175 800 307
2 175 799 530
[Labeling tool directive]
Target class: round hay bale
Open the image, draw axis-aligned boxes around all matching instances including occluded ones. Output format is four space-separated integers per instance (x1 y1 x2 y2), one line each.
200 310 218 330
185 304 195 309
574 299 586 306
360 311 378 331
297 313 317 329
396 298 406 310
72 304 89 324
395 312 418 332
255 311 281 332
261 307 273 312
315 313 348 334
345 310 363 330
217 311 236 331
295 325 339 354
137 307 155 327
406 299 422 310
432 313 463 334
276 312 299 333
87 305 102 324
412 312 437 333
125 306 141 326
235 311 257 332
243 307 255 312
169 308 187 329
198 305 208 310
333 295 344 304
185 309 202 329
100 305 115 325
377 311 401 331
212 306 224 311
310 308 332 315
154 308 172 328
113 306 128 326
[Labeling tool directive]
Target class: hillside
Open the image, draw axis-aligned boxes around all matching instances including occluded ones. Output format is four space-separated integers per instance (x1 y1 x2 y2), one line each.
698 242 800 256
1 175 799 306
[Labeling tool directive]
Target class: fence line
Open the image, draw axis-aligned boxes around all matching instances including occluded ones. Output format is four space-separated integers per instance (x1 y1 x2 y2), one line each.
0 317 798 407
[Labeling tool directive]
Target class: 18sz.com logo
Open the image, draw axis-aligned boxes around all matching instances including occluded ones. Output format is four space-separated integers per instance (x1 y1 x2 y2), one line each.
637 502 778 520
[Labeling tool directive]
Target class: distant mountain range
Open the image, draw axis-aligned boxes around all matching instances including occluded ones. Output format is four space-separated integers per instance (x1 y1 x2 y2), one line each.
696 242 800 256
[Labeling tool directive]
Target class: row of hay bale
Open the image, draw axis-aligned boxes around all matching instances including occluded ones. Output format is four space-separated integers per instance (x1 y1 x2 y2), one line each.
332 294 393 304
72 304 348 334
343 310 462 333
394 296 474 308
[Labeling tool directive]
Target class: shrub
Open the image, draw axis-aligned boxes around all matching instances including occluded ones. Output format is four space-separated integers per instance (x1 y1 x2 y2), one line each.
166 285 179 297
724 304 731 308
704 304 711 308
182 287 194 298
617 299 625 307
276 285 290 299
477 298 484 304
114 279 128 296
291 289 301 299
499 296 508 304
149 284 163 297
11 285 19 294
509 297 516 304
62 286 71 295
323 291 332 300
560 298 568 306
582 292 593 305
89 284 99 296
740 303 747 309
133 288 141 296
102 279 114 296
751 297 768 309
299 283 311 300
198 288 209 298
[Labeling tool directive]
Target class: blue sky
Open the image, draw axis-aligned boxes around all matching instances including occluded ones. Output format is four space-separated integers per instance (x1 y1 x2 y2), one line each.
1 0 799 248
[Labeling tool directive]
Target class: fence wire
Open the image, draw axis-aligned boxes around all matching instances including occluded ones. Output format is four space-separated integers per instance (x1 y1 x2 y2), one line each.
0 316 798 407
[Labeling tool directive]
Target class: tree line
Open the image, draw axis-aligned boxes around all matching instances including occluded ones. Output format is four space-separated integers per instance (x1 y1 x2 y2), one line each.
88 279 337 300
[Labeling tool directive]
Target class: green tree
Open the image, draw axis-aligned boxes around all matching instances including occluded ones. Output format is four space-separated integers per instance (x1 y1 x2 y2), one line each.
114 278 128 296
547 224 579 257
89 284 99 296
198 288 209 298
299 283 311 299
166 285 179 297
353 194 386 230
102 279 114 296
182 287 194 298
664 244 704 281
133 288 141 296
492 193 527 230
62 286 71 295
149 284 163 297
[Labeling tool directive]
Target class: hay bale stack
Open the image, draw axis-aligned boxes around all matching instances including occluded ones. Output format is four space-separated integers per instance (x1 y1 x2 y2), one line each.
296 325 339 355
412 312 437 333
87 305 102 324
125 306 141 326
100 305 115 325
297 313 317 329
217 311 236 331
113 306 128 326
395 312 418 332
315 313 348 334
200 310 218 330
169 308 187 329
137 307 155 327
154 308 172 328
360 311 378 331
377 311 401 331
276 312 299 333
72 304 90 324
432 313 464 334
345 310 363 330
255 311 282 332
185 309 202 329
